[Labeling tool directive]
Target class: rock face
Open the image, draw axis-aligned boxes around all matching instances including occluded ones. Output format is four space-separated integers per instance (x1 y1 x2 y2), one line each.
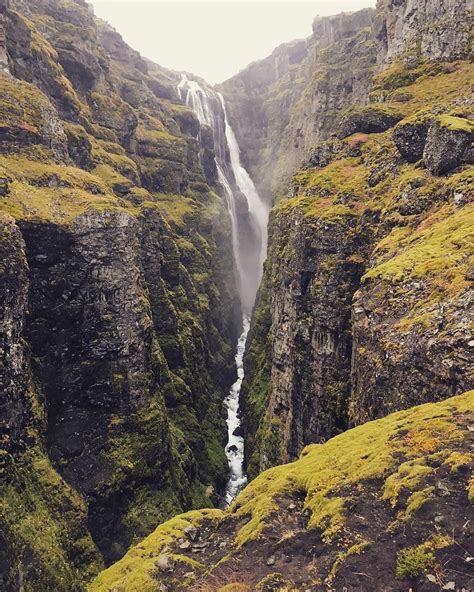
240 0 473 476
0 0 239 588
374 0 471 64
219 0 472 200
423 116 474 175
219 8 376 199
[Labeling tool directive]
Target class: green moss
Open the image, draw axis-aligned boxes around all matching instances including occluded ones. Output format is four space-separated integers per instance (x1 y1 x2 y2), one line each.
0 156 108 194
0 76 53 132
396 545 435 578
0 179 123 223
230 391 472 547
92 164 133 193
437 114 474 133
148 193 197 228
1 446 102 591
89 509 223 592
328 540 370 581
362 203 473 296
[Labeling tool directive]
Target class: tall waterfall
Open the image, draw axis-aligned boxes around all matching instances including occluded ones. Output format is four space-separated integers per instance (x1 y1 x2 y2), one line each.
178 74 268 504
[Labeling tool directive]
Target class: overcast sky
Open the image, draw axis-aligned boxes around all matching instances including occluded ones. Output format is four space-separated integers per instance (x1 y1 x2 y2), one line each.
90 1 375 84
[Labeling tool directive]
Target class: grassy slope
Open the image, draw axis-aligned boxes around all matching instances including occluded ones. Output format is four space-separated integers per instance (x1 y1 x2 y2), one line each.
90 390 474 591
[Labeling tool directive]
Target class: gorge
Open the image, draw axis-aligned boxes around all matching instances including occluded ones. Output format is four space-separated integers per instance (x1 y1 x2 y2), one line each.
0 0 472 591
178 74 268 503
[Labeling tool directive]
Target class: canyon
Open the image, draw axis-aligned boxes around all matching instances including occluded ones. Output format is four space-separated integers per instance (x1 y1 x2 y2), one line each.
0 0 472 591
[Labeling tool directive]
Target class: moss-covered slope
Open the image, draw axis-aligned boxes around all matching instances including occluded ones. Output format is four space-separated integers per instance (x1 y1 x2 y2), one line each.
0 0 239 588
90 391 474 591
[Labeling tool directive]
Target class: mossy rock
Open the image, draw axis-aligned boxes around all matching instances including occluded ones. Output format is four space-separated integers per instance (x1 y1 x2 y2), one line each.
423 116 473 175
337 104 403 139
393 111 434 163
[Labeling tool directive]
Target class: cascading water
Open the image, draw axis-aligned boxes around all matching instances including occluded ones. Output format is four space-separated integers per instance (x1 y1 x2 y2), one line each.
178 74 268 504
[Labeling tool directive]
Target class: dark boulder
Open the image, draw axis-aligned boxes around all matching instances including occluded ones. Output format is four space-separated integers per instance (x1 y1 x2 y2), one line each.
423 116 473 175
337 105 403 139
393 113 432 163
232 426 244 437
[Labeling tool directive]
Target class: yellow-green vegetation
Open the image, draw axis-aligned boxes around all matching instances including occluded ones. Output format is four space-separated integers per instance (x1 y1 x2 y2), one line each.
278 158 369 222
0 156 108 194
0 178 122 223
371 61 473 114
327 541 370 582
0 75 53 133
231 391 473 547
89 393 473 590
396 545 435 578
437 114 474 133
150 192 198 229
395 535 452 578
363 203 473 300
89 509 223 592
1 445 102 590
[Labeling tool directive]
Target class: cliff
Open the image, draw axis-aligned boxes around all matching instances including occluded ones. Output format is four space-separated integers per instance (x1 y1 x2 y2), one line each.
219 0 471 200
238 0 473 477
0 0 240 588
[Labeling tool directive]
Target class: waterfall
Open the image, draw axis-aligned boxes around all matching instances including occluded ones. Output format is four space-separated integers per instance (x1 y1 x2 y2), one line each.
178 74 269 504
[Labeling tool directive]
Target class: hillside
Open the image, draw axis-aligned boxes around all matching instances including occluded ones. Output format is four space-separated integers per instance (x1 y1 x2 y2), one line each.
90 392 474 591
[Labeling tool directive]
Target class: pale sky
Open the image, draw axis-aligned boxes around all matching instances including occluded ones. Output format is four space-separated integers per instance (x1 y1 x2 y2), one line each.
90 1 375 84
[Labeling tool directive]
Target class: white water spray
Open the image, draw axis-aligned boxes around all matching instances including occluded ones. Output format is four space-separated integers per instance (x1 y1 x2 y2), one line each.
178 74 268 504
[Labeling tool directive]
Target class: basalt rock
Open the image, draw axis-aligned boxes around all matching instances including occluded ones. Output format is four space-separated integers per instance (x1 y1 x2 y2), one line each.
393 113 432 162
219 8 376 199
337 104 403 139
423 116 473 175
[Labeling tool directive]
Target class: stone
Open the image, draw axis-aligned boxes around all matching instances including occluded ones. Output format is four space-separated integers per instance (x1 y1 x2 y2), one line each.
424 117 473 175
337 105 403 139
442 582 455 591
436 480 450 496
426 574 437 583
155 554 171 571
232 425 245 437
184 526 200 542
266 556 276 566
0 177 9 197
393 118 430 163
179 541 191 551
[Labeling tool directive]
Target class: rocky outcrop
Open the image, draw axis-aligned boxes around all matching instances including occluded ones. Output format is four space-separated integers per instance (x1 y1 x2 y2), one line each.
220 1 472 201
0 0 239 588
374 0 472 65
0 213 103 590
423 116 474 175
393 112 474 172
337 104 403 138
242 205 373 475
393 113 431 162
90 392 474 592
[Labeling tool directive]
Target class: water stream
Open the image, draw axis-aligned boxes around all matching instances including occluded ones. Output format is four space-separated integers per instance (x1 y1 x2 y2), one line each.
178 74 268 504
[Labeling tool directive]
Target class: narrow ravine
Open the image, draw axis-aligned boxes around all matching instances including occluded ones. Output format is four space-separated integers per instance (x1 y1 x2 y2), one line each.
178 74 268 503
